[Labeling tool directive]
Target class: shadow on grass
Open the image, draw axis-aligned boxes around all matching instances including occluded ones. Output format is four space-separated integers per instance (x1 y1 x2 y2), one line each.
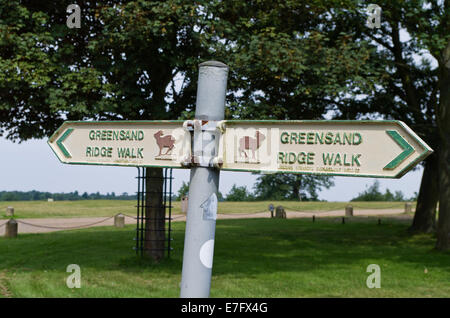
0 225 183 275
0 218 448 279
212 218 450 277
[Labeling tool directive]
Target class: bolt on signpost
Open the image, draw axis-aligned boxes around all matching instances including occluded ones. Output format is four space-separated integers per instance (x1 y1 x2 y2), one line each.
48 61 433 298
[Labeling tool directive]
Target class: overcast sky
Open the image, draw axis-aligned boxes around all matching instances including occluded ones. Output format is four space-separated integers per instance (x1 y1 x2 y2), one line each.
0 136 423 201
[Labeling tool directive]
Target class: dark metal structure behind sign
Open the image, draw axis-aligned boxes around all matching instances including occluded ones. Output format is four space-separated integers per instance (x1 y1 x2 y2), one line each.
134 167 173 258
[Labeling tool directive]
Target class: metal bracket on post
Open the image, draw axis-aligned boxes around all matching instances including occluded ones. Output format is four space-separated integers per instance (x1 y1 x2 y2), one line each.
181 119 226 169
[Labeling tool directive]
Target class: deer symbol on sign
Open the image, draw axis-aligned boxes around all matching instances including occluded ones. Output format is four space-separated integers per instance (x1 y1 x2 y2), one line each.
154 130 176 156
238 131 266 159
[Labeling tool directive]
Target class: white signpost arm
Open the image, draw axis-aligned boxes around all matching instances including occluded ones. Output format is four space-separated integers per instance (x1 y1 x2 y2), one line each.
179 61 229 298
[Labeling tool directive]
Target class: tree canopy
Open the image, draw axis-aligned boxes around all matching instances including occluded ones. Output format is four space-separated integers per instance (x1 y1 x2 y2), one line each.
252 173 334 201
225 184 254 201
350 180 413 202
0 0 217 140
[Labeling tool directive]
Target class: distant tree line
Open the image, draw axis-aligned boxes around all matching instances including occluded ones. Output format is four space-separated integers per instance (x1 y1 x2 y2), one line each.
222 173 334 202
0 181 418 203
0 190 136 201
350 181 417 202
176 178 417 202
176 174 334 202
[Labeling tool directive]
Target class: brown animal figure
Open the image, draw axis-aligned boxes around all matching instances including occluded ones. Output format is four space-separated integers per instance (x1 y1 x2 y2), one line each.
154 130 176 156
238 131 265 159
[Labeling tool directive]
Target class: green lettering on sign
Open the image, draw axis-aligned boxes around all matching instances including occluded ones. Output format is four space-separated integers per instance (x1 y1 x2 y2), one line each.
280 132 289 144
352 154 361 166
323 152 334 165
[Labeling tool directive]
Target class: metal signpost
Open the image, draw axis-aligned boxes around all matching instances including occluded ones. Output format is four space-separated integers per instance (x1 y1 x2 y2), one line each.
179 61 229 298
48 60 433 299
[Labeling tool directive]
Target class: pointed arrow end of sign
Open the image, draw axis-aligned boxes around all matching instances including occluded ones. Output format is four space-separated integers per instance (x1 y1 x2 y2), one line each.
56 128 74 158
384 130 415 170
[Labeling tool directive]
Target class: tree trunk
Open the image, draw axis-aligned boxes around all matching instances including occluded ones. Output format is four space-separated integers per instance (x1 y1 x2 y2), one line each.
292 183 301 201
436 143 450 250
409 153 439 233
144 167 166 261
435 40 450 251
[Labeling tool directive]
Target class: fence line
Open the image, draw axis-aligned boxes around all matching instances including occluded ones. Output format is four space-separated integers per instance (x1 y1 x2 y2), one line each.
121 213 185 221
15 216 115 230
217 211 267 217
1 205 406 232
277 205 405 213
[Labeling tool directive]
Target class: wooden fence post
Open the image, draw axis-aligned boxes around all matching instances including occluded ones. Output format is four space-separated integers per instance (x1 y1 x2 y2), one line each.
5 207 14 217
114 213 125 228
5 219 18 238
345 205 353 217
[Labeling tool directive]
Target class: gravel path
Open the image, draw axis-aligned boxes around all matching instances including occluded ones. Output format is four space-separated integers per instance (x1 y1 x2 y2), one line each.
0 208 409 235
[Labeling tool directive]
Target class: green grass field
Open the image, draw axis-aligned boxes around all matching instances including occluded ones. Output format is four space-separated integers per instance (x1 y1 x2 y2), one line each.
0 200 414 219
0 217 448 298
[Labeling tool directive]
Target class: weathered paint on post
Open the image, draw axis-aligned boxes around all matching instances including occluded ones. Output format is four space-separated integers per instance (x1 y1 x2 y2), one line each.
180 61 228 298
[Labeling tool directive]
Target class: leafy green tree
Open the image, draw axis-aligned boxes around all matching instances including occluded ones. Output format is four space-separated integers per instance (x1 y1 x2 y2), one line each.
176 181 190 201
215 1 449 249
351 181 385 202
350 181 406 202
225 184 254 202
0 0 219 260
213 0 375 121
318 1 449 246
2 0 448 250
393 190 405 202
1 192 17 201
253 173 334 201
210 0 363 205
0 1 216 138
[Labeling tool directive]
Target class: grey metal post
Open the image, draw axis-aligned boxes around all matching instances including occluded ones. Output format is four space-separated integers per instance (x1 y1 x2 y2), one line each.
180 61 228 298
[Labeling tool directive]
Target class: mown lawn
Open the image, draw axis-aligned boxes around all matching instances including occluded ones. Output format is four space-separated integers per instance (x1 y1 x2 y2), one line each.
0 217 448 298
0 200 415 219
0 200 138 219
